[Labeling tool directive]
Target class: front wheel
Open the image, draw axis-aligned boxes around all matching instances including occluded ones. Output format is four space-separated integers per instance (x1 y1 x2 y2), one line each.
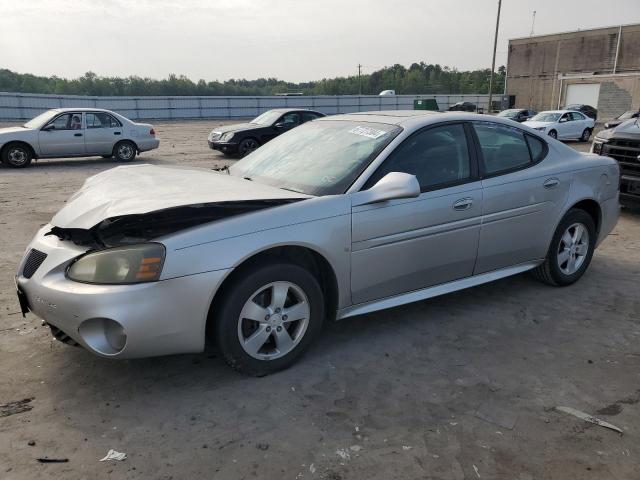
2 144 32 168
548 130 558 140
531 209 596 286
237 138 259 157
212 261 324 376
113 141 137 162
580 128 592 142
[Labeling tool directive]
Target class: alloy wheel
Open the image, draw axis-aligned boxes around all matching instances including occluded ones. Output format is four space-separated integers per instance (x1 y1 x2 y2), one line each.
117 143 134 160
557 222 589 275
239 139 258 156
237 281 310 360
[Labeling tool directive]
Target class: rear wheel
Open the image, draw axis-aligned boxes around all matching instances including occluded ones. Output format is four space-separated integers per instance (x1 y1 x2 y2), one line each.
2 143 32 168
113 141 136 162
580 128 592 142
532 209 596 286
237 138 259 157
548 130 558 140
212 261 324 376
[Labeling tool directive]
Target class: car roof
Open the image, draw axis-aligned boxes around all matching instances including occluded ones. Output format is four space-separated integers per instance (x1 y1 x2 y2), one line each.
262 108 322 114
318 110 536 129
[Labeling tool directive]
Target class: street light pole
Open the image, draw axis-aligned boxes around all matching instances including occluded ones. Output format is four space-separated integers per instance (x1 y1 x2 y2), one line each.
487 0 502 113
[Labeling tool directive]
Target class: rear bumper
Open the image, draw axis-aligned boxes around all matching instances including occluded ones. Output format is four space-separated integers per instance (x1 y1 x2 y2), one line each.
208 140 239 153
137 138 160 152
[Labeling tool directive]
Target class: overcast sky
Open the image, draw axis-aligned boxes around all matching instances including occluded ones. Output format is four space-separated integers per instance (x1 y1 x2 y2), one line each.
1 0 638 82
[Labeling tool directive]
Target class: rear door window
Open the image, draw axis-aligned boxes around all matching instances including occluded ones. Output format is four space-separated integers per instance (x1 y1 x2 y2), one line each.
473 122 532 175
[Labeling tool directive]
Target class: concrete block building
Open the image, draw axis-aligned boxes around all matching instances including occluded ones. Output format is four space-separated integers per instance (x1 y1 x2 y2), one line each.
506 24 640 120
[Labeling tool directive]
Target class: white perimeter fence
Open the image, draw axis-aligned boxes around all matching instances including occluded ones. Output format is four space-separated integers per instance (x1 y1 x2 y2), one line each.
0 92 509 121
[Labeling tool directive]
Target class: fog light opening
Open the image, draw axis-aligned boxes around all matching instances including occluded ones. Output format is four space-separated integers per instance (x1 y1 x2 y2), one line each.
78 318 127 356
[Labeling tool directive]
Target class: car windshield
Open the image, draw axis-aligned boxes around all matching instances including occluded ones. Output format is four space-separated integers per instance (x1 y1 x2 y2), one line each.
23 110 58 128
251 110 283 126
531 112 561 122
497 109 520 117
229 120 402 196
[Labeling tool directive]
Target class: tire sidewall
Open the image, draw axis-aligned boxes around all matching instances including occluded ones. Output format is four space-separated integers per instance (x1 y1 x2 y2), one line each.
549 130 557 139
113 141 136 162
581 129 591 142
238 138 259 157
547 209 596 286
214 262 324 375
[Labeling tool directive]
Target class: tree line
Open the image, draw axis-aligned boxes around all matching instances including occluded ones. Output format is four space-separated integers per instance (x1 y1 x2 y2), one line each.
0 63 505 97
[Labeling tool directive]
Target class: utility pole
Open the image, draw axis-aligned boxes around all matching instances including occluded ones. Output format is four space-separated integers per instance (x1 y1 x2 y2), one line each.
487 0 502 113
358 64 362 95
530 10 536 36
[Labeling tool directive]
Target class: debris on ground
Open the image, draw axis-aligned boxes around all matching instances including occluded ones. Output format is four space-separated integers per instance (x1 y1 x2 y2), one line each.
309 463 316 474
402 445 412 451
1 397 34 417
99 449 127 461
349 445 362 452
27 440 36 446
473 464 481 478
335 448 350 460
37 457 69 463
256 443 269 451
555 406 623 434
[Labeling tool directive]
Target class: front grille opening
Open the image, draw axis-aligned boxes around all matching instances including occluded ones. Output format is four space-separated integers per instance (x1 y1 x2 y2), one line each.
49 324 79 347
22 249 47 279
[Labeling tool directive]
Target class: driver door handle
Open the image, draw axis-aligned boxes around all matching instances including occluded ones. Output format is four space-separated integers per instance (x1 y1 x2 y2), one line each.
114 131 121 135
544 178 560 189
74 133 83 137
453 198 473 210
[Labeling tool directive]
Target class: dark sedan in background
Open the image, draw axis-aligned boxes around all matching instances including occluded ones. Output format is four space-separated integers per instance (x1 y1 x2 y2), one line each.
448 101 476 112
565 104 598 120
497 108 537 122
208 108 325 156
604 110 640 129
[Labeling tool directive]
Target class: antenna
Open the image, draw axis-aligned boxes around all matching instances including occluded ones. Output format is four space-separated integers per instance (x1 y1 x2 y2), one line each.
530 10 536 36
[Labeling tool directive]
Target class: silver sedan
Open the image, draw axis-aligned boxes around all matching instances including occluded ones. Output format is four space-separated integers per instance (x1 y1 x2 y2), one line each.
16 111 619 375
0 108 159 168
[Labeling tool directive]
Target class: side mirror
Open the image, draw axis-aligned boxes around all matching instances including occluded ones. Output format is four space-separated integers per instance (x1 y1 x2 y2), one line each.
42 124 54 131
352 172 420 207
274 122 285 129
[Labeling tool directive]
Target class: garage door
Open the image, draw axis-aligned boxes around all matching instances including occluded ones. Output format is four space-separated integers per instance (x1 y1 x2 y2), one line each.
565 83 600 108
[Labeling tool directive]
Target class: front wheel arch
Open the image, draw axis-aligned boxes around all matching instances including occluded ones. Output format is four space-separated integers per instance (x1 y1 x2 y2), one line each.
1 141 37 165
206 245 340 340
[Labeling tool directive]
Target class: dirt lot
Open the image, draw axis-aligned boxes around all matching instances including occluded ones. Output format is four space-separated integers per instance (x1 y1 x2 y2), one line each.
1 120 639 480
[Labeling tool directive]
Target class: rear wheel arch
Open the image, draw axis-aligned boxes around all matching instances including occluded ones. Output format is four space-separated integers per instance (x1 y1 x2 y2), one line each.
567 198 602 238
206 245 340 337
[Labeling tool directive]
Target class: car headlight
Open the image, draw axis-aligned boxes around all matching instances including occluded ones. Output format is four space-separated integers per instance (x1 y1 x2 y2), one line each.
221 132 234 141
534 127 546 131
67 243 165 284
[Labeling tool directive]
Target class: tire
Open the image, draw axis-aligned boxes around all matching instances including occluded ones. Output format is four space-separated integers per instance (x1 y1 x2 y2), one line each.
113 141 137 162
548 130 558 140
580 128 592 142
212 261 324 376
237 138 259 157
531 209 596 286
2 143 32 168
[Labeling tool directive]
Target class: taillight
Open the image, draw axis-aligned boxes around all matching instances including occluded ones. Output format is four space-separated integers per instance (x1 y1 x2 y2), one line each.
149 128 156 136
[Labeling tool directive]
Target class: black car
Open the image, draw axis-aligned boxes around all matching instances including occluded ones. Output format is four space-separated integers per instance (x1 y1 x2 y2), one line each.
604 110 640 129
208 108 325 156
565 104 598 120
496 108 537 122
448 101 476 112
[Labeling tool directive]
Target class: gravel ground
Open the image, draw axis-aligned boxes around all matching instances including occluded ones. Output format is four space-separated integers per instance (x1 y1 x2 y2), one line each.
1 120 639 480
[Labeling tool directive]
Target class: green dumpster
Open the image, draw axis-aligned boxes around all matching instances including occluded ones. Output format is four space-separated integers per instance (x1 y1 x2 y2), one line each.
413 98 439 111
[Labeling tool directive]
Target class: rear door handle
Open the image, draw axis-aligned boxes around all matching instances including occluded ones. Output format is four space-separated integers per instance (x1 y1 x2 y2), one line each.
453 198 473 210
114 131 121 135
544 178 560 189
74 133 83 137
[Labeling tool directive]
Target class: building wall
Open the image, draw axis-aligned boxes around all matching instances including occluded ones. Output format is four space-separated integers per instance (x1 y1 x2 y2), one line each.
507 24 640 118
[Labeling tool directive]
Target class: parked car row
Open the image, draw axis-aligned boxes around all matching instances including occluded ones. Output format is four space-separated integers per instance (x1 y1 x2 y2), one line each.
15 109 620 375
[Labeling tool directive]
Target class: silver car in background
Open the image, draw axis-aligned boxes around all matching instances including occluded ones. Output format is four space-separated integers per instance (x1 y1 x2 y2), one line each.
16 111 619 375
0 108 159 168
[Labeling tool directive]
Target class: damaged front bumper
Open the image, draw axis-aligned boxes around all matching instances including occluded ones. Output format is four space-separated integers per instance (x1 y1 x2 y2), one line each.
16 225 229 359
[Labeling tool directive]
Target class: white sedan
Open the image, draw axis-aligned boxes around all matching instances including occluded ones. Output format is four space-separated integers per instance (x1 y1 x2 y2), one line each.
523 110 595 141
0 108 159 168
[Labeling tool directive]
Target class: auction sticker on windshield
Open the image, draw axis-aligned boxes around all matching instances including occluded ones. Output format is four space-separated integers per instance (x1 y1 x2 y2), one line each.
349 126 387 139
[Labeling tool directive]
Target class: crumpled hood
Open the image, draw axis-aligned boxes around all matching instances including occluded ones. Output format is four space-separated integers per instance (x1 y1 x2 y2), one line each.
522 121 553 129
51 164 309 229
